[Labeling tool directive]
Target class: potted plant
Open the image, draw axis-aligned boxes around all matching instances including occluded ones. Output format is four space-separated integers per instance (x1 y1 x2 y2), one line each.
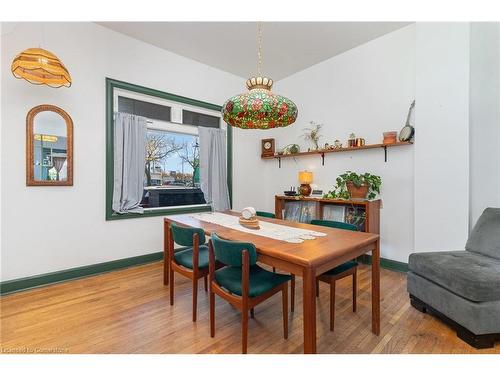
282 143 300 155
302 121 323 150
323 171 381 200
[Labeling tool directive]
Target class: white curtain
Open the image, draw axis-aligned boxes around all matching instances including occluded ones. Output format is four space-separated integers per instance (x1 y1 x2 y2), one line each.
112 112 147 214
199 127 230 211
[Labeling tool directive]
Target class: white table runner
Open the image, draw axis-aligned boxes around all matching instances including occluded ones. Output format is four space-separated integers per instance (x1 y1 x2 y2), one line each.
190 212 326 243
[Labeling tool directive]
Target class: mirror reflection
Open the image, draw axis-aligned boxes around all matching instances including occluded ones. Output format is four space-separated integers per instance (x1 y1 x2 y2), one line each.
33 111 68 182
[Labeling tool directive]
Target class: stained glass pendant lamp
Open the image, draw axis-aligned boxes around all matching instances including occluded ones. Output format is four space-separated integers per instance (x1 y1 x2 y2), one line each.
11 48 72 88
222 23 298 129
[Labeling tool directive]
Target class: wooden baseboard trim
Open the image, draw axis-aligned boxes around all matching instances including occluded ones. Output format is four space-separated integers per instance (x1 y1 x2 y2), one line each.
358 254 408 273
0 251 163 296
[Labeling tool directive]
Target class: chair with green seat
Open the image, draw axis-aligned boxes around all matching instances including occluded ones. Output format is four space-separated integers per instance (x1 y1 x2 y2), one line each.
256 210 296 311
168 222 210 322
255 211 276 218
208 233 290 354
310 219 359 331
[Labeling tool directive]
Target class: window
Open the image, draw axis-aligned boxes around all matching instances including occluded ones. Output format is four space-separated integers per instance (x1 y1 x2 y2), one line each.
118 96 171 122
144 129 205 209
106 78 232 220
182 109 219 128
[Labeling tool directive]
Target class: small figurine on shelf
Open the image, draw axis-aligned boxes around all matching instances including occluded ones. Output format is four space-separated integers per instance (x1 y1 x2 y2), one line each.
333 139 342 149
355 137 365 147
348 133 365 147
348 133 356 147
383 131 398 144
324 142 336 150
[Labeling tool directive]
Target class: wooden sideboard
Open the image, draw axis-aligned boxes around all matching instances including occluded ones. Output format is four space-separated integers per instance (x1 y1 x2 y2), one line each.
275 195 381 234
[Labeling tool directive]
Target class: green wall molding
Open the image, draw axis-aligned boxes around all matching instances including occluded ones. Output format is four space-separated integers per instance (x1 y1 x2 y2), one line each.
105 78 233 221
0 252 408 296
0 251 163 296
358 254 409 273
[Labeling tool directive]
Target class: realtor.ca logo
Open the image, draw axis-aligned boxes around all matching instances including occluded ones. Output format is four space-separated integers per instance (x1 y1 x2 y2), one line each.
1 347 68 354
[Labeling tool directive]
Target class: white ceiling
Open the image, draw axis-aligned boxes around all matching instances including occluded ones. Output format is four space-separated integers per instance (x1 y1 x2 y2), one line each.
97 22 411 81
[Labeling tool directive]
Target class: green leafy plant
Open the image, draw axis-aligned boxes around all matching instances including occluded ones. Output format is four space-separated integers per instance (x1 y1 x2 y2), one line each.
282 143 300 154
323 171 382 200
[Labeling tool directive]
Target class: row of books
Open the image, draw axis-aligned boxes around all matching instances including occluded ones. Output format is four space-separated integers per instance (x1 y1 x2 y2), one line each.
283 201 366 232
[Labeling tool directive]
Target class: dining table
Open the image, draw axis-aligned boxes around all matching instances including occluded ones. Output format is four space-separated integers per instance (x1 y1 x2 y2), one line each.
163 210 380 354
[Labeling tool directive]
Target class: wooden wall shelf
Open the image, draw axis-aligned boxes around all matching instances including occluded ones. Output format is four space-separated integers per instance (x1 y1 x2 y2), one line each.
262 141 413 167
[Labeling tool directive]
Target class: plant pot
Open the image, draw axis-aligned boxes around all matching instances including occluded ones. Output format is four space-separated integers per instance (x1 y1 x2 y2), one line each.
346 182 369 200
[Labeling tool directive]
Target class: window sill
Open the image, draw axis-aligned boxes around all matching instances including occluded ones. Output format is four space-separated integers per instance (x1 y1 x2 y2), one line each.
105 204 211 221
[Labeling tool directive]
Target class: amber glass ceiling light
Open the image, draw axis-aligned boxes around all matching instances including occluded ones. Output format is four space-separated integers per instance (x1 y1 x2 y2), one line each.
11 48 72 88
222 23 298 129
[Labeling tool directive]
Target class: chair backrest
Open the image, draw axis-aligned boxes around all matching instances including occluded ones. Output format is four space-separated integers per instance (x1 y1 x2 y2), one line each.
310 219 358 231
466 207 500 260
256 211 276 219
210 233 258 267
170 222 206 246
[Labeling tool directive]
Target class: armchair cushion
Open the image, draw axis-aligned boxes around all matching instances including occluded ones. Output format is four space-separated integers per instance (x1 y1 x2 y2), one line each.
215 265 291 297
174 245 209 269
408 251 500 302
466 207 500 260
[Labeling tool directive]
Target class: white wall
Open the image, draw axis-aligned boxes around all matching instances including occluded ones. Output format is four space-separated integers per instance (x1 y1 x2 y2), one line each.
469 23 500 228
233 25 416 263
414 23 471 252
0 22 243 281
233 23 476 263
1 22 488 281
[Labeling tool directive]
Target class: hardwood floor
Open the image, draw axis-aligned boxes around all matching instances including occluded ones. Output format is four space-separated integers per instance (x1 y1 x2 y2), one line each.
1 262 498 354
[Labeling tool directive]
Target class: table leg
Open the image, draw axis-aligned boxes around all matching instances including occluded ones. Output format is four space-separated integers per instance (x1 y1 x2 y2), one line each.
371 239 380 335
163 221 170 286
303 267 317 354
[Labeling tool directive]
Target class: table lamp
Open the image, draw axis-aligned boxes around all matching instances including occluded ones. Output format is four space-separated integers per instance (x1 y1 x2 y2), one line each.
298 170 313 196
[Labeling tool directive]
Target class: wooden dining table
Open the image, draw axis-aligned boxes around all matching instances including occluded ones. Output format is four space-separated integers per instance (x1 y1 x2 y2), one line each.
163 211 381 354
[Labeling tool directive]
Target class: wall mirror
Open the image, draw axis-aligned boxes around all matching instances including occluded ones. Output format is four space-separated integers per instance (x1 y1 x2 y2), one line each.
26 105 73 186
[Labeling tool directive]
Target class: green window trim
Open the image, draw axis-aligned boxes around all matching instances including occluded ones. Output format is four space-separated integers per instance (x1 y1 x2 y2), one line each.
105 78 232 221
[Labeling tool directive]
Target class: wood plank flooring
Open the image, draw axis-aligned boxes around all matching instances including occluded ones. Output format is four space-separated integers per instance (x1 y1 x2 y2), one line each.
1 262 498 354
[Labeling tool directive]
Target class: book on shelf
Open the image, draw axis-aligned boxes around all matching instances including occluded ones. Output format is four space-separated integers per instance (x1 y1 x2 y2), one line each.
283 200 366 231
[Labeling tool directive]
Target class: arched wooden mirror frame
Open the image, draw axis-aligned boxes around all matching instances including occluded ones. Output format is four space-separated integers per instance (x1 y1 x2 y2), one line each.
26 104 73 186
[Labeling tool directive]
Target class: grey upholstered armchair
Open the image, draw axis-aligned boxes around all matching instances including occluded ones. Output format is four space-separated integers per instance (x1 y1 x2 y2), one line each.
407 207 500 349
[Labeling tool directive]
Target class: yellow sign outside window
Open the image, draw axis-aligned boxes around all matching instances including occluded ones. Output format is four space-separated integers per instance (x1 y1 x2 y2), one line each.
34 134 58 142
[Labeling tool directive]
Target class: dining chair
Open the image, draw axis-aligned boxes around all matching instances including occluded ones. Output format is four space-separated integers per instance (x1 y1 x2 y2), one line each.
168 222 210 322
255 210 276 218
256 210 296 312
208 233 291 354
310 219 359 331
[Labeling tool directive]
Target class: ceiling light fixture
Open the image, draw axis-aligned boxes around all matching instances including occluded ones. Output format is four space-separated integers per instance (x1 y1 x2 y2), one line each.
11 48 72 88
222 23 298 129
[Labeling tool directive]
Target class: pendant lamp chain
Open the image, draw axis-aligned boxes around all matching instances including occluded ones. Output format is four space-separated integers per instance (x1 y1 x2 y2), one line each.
257 22 263 77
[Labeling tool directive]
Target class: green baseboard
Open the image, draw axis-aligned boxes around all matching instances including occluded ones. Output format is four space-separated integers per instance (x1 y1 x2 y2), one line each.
358 254 408 273
0 251 163 296
1 251 407 296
